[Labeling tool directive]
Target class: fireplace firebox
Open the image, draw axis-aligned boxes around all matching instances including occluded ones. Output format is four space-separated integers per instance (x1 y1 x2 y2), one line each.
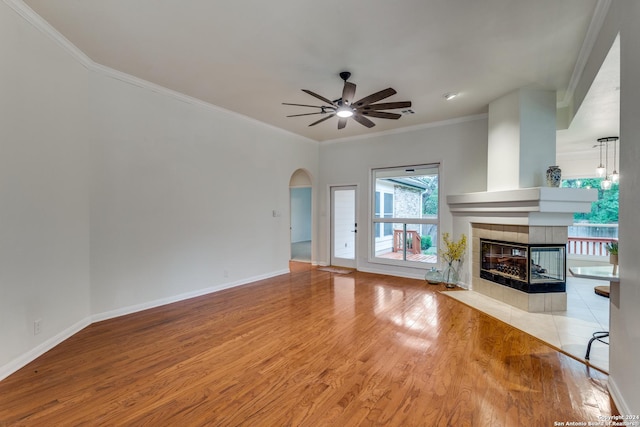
480 239 566 293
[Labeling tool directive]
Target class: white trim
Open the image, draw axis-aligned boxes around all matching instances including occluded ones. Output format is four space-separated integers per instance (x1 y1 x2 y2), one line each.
0 317 91 382
321 114 488 145
447 188 598 225
608 377 632 418
0 269 288 382
369 164 441 268
559 0 613 108
92 63 317 144
3 0 93 68
90 269 289 323
357 265 425 281
3 0 317 146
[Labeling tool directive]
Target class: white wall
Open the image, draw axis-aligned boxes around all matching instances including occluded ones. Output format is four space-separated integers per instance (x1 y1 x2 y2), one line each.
88 71 319 317
571 0 640 413
318 117 488 279
1 0 319 378
610 0 640 415
487 88 556 191
0 2 91 373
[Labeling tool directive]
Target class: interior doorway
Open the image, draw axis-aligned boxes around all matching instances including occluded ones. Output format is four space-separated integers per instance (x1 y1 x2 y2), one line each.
331 185 357 268
290 169 312 262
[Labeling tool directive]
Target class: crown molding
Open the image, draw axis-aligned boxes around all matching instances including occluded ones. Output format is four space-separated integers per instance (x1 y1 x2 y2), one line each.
90 63 318 144
559 0 612 109
3 0 93 68
321 113 488 146
4 0 318 145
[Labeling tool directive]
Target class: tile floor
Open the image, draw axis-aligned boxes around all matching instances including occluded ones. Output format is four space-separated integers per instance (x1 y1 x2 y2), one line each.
443 275 610 372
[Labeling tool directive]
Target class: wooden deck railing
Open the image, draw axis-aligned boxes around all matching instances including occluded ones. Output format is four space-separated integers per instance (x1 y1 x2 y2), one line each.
393 229 421 254
567 237 617 256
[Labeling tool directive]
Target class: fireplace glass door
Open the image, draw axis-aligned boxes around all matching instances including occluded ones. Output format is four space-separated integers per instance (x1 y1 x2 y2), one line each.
480 239 566 293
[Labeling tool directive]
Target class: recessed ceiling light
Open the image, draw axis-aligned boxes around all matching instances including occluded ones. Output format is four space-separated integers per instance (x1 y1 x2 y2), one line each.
443 92 459 101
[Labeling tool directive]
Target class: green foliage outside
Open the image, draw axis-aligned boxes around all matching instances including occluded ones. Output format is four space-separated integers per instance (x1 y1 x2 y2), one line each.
562 178 619 223
420 235 432 251
420 176 438 217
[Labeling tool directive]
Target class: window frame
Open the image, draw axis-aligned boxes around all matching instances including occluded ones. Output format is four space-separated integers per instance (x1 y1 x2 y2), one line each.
369 163 440 267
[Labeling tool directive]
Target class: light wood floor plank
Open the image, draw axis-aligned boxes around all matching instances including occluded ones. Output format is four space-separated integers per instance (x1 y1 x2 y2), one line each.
0 266 614 426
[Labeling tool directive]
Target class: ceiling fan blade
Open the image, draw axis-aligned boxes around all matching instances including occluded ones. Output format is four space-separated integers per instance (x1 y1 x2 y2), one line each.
361 101 412 111
353 114 376 128
309 114 335 127
362 111 402 120
283 102 332 108
341 82 356 105
302 89 336 106
287 112 328 117
337 117 348 129
352 88 397 108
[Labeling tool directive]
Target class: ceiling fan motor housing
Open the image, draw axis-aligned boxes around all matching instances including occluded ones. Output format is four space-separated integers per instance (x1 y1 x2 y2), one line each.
339 71 351 82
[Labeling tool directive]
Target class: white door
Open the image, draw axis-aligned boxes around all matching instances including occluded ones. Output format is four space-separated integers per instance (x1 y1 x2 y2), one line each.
331 186 357 268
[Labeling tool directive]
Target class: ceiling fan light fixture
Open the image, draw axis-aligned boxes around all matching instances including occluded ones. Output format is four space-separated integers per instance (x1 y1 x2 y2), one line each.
336 107 354 118
284 72 411 129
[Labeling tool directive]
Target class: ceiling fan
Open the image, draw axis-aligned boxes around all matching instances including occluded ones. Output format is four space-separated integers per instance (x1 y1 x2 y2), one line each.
283 72 412 129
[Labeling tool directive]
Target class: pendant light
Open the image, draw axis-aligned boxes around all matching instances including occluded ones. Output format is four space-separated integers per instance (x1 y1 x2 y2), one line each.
596 139 606 177
597 137 618 190
611 137 620 183
601 138 612 190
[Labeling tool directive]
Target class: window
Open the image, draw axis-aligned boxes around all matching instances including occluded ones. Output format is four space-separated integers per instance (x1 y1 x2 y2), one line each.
374 191 394 238
372 164 439 265
563 178 619 257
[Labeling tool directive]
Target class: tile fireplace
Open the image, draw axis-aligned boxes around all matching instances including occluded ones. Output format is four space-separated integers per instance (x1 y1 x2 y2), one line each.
447 187 597 313
480 238 566 293
471 223 568 312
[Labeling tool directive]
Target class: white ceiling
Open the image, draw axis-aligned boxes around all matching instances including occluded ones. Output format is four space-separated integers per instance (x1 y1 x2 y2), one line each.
21 0 617 147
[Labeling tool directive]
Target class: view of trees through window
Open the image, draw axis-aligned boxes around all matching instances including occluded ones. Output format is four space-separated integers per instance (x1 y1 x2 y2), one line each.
562 178 618 223
562 178 619 241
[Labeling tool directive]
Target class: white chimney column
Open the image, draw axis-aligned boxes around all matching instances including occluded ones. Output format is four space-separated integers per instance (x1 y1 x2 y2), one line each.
487 88 557 191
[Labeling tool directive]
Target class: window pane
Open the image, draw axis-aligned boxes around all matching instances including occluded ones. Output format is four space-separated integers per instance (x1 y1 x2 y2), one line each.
373 223 438 263
383 221 393 236
384 193 393 214
372 164 439 266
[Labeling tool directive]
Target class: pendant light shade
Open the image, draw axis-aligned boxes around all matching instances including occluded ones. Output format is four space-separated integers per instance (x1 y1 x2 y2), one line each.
611 137 619 183
596 137 619 189
596 138 606 177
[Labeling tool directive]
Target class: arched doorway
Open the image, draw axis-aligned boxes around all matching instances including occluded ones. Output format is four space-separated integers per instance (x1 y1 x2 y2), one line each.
289 169 312 262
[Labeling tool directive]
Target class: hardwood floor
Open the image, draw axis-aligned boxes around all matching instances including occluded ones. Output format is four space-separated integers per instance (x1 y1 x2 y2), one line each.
0 266 613 426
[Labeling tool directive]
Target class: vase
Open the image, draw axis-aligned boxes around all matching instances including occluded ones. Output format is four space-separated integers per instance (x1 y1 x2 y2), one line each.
442 261 459 288
425 267 442 284
546 165 562 187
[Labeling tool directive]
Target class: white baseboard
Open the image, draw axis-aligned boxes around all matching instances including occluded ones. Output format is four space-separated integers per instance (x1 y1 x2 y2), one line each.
608 376 632 416
0 317 92 382
91 269 289 323
357 265 425 280
0 269 288 382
